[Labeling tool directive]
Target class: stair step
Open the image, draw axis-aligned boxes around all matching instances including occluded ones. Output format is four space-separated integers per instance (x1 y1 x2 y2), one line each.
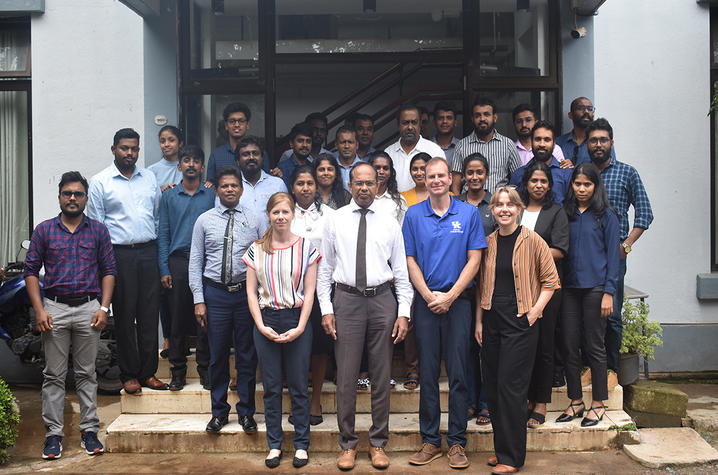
106 410 632 453
120 379 623 414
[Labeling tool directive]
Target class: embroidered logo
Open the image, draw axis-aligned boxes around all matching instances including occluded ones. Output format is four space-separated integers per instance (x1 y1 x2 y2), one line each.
451 220 463 233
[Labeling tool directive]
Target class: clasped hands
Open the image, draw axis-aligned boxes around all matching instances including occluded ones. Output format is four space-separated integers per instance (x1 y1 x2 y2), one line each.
321 313 408 344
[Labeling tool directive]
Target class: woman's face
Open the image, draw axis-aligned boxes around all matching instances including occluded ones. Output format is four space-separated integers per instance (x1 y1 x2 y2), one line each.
526 170 550 203
572 173 595 205
491 191 520 227
410 159 426 186
372 157 392 188
464 160 487 192
267 198 295 231
315 160 337 188
159 130 182 159
292 172 317 209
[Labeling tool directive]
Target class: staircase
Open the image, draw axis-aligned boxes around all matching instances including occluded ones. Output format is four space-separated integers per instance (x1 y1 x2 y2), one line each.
106 352 632 453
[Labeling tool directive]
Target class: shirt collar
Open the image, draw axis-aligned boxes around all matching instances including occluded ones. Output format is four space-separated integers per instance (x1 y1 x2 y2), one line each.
515 140 530 152
296 201 318 213
337 155 361 170
54 213 88 233
176 181 209 196
111 162 142 179
469 130 500 144
291 154 314 166
422 195 457 217
243 170 269 186
431 136 459 150
348 199 377 214
217 201 241 214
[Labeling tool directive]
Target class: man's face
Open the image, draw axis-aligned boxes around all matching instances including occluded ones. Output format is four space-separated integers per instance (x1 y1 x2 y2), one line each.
349 164 378 208
425 161 452 198
514 110 536 140
569 98 595 129
178 155 204 180
587 129 613 164
434 109 456 136
420 112 430 137
291 134 312 160
531 127 556 163
216 174 242 208
472 105 496 137
309 119 327 149
355 119 374 148
59 182 87 218
398 109 420 146
236 144 263 174
112 138 140 170
336 131 358 161
224 112 249 140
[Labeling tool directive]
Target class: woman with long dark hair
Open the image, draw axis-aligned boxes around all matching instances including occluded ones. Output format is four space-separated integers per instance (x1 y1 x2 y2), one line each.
368 151 408 225
400 152 431 207
556 162 619 428
313 153 351 209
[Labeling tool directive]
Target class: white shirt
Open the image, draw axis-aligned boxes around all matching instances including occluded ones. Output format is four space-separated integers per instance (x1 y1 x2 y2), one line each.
374 190 407 226
317 200 413 318
386 136 446 192
291 202 334 251
521 209 540 231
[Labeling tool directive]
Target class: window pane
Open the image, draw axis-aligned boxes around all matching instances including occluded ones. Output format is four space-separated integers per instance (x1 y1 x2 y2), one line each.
275 0 462 54
0 28 30 74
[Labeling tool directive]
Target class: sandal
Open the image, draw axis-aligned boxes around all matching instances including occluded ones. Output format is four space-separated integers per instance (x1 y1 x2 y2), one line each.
476 409 491 425
356 378 370 390
581 405 607 427
527 411 546 428
403 375 419 390
556 401 585 423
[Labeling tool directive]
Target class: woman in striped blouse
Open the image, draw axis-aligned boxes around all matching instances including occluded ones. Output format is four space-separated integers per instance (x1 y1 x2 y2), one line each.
476 186 560 474
243 192 321 469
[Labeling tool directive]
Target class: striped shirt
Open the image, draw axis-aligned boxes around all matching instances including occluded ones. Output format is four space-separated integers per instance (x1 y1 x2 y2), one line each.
242 237 321 310
450 130 523 193
479 225 560 315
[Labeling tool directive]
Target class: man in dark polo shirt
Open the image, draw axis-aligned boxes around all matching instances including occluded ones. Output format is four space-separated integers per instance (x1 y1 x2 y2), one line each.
25 171 116 460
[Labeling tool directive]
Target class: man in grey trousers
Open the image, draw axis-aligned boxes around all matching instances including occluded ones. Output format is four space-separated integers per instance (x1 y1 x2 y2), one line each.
24 171 116 460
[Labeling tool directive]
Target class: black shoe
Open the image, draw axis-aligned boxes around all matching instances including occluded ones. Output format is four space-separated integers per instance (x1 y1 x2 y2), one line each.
168 377 185 391
205 415 229 433
556 401 585 423
293 454 309 468
239 415 258 434
581 405 607 427
160 349 169 359
265 451 282 469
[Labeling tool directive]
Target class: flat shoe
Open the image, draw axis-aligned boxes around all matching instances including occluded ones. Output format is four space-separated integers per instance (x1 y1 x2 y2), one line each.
310 414 323 425
491 463 520 474
293 455 308 468
487 454 498 466
527 411 546 428
265 451 281 469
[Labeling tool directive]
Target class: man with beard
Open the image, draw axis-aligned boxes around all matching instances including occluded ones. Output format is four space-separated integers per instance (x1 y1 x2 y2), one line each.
88 128 167 395
278 123 315 188
586 118 653 374
386 104 445 192
25 171 116 460
509 120 573 204
431 102 460 167
512 104 566 166
235 136 287 220
450 97 522 195
158 145 216 391
335 126 364 190
354 114 376 160
556 97 615 166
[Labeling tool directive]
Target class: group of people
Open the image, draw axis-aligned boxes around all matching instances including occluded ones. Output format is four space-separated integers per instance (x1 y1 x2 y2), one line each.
24 96 653 473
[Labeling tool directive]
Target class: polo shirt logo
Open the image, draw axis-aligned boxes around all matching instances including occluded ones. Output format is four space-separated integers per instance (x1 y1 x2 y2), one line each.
451 220 464 233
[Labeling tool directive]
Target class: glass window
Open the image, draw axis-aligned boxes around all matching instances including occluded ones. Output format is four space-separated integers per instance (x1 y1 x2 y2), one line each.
0 25 30 75
275 0 462 54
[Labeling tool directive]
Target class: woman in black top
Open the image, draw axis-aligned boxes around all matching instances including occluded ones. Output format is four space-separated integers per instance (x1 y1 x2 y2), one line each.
519 161 570 428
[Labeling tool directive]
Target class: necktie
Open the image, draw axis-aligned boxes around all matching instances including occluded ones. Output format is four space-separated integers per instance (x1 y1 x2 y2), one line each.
355 208 369 292
221 208 237 284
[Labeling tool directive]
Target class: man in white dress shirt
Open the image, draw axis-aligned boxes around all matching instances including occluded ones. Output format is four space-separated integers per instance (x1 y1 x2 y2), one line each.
318 163 413 470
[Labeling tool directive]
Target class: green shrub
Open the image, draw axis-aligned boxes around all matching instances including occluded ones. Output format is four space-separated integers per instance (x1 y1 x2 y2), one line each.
620 299 663 360
0 378 20 464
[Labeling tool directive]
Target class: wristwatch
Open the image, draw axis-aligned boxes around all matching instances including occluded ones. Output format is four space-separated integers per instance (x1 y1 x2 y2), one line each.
621 242 632 254
100 305 110 313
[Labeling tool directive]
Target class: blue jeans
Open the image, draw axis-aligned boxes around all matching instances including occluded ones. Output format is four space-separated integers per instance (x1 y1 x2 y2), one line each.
414 295 471 448
606 258 627 372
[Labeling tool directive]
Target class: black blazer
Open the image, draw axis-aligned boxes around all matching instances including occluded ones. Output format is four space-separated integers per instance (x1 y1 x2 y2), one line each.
532 203 570 275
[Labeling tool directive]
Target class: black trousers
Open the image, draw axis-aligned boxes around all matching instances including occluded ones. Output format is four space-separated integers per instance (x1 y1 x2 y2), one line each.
113 243 161 383
561 287 608 402
527 289 562 403
167 253 209 380
482 294 538 469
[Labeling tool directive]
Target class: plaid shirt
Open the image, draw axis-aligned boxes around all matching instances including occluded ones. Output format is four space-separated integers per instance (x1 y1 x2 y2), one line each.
599 157 654 241
24 214 117 297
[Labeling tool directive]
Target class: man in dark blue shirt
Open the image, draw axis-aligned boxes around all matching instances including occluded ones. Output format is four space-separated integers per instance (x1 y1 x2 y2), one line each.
277 122 314 188
556 97 615 166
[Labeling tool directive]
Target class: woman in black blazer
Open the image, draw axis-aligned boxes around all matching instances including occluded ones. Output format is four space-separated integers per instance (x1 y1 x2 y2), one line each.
519 160 570 428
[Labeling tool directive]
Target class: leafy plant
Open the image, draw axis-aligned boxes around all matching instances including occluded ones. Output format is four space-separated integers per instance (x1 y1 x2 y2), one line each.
0 378 19 464
620 299 663 360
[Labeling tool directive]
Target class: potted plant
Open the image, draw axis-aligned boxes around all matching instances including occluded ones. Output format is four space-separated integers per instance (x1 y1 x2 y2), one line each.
619 299 663 386
0 378 20 464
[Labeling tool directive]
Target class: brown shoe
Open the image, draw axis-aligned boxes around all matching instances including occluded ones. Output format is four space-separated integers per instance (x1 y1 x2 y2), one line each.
337 449 357 470
447 444 470 469
491 464 519 474
141 376 169 390
408 442 442 465
123 379 142 395
487 454 498 466
368 446 390 469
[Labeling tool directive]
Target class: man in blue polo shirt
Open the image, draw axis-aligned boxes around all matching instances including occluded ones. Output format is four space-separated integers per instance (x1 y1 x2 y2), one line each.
234 136 286 220
403 157 486 470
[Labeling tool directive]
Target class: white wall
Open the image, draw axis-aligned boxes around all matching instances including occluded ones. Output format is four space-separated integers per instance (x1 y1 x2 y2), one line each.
593 1 717 324
31 0 144 224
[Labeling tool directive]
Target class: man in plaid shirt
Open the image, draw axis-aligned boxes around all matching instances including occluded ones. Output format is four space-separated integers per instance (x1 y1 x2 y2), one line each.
586 118 654 373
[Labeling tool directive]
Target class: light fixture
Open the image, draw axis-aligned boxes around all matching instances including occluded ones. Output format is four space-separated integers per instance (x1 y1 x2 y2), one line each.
363 0 376 14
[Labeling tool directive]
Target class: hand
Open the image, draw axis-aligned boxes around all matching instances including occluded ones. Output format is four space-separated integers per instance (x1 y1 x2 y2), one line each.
35 308 53 332
276 326 304 343
392 317 409 344
161 183 176 192
259 325 281 341
524 307 540 326
559 159 574 169
160 274 173 289
620 245 628 259
601 293 614 318
204 180 214 188
474 319 483 346
322 313 337 340
427 291 454 314
91 307 108 331
195 303 207 328
270 167 283 178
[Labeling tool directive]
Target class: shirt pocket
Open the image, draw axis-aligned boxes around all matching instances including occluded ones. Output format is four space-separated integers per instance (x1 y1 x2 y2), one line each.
46 241 69 267
78 240 97 262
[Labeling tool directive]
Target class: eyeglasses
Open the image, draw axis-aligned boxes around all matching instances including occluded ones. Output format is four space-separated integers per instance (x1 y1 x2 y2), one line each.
587 137 611 145
60 191 86 198
574 105 595 112
351 181 376 188
226 118 247 125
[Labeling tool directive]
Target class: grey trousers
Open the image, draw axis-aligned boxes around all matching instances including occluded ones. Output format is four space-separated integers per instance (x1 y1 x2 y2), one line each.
334 286 397 450
42 298 101 437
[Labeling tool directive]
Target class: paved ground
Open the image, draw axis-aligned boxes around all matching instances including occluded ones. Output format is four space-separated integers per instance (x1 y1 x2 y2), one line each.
3 382 718 473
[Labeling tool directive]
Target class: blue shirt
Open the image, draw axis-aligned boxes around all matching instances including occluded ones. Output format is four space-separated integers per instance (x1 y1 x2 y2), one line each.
556 131 616 165
147 158 183 188
278 154 313 188
87 163 161 245
157 182 216 276
403 196 487 290
598 156 654 241
335 155 365 191
206 142 271 184
564 208 620 295
431 136 460 168
509 156 573 205
239 170 288 220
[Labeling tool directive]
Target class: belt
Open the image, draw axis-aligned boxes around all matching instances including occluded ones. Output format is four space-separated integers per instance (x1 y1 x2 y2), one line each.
170 250 191 259
113 240 156 249
45 292 99 307
203 277 246 293
336 281 392 297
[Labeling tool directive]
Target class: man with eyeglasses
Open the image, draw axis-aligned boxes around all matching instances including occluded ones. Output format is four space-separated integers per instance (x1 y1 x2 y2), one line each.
25 171 116 460
234 136 286 221
318 163 412 470
556 97 616 166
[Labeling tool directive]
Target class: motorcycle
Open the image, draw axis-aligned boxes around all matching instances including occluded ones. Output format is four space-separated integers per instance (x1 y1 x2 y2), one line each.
0 241 123 393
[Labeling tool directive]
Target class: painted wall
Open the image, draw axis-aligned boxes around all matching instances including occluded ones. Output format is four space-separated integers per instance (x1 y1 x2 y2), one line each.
559 1 594 133
31 0 144 225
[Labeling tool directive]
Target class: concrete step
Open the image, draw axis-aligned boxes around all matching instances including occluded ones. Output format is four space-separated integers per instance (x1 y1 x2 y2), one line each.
120 379 623 414
106 410 633 453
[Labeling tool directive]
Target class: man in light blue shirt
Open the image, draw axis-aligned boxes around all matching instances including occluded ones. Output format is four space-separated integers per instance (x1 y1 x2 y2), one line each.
87 128 167 394
334 126 364 191
235 136 287 220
